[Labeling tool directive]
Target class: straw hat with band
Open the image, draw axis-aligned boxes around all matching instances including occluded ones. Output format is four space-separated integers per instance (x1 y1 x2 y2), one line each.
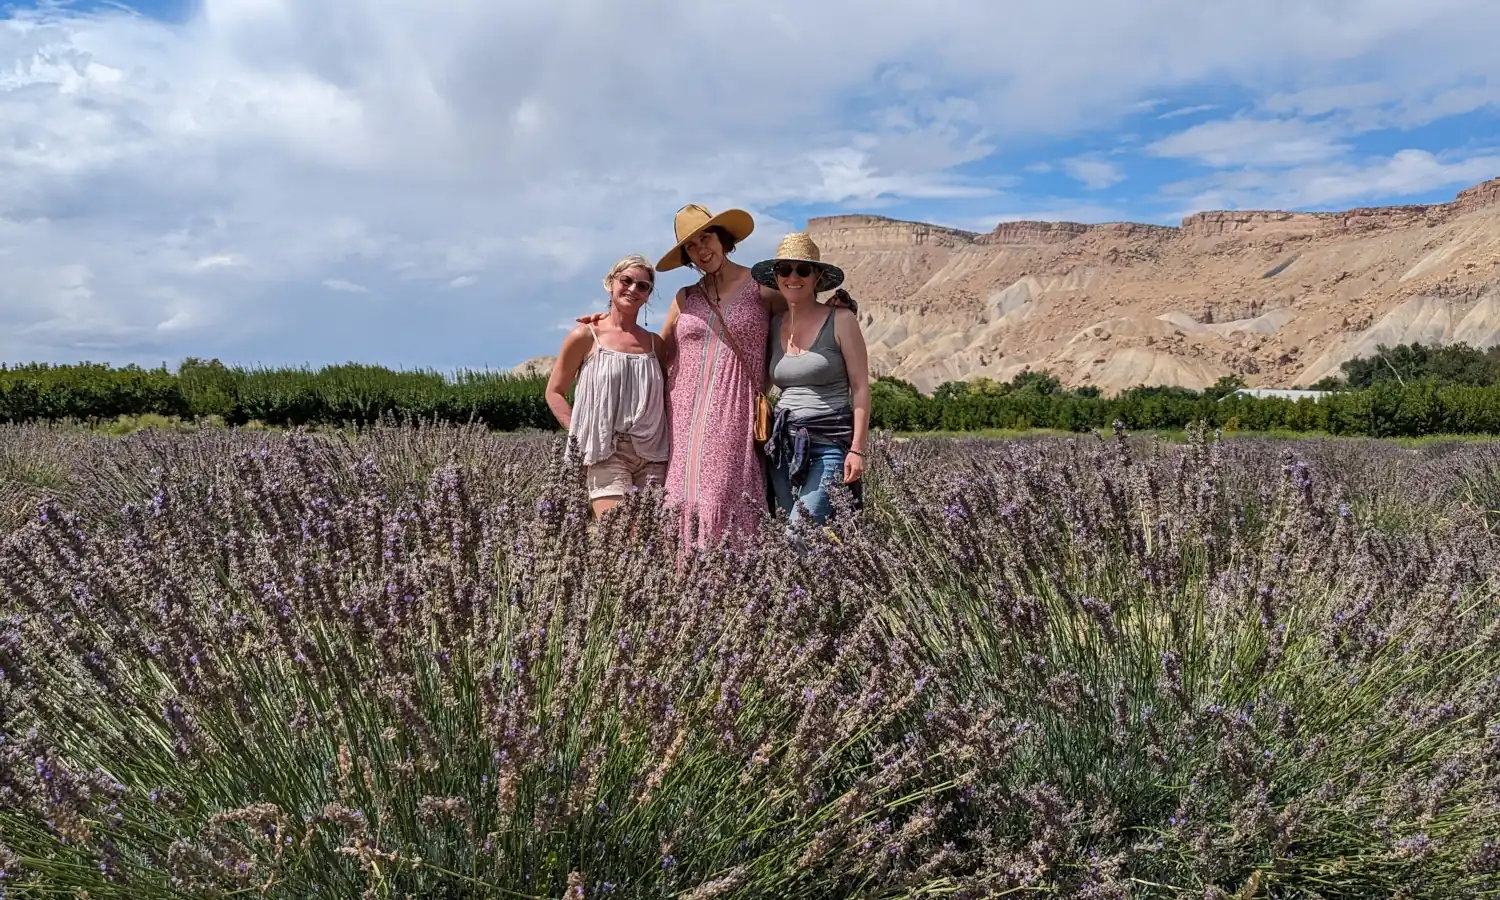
750 232 845 294
656 204 756 272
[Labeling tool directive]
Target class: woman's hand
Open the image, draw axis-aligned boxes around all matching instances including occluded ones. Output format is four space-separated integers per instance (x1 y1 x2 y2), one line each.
843 450 864 483
575 311 608 325
827 288 859 314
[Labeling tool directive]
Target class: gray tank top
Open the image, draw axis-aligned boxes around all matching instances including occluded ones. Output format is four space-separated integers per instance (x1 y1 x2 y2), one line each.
768 309 849 415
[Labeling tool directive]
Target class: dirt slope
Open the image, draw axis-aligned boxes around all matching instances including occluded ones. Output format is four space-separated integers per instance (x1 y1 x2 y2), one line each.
808 177 1500 393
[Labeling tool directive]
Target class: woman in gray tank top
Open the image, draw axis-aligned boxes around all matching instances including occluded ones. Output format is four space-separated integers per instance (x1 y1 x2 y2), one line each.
750 233 871 530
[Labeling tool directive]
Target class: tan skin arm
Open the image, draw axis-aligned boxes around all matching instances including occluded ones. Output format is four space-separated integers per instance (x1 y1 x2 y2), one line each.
832 307 871 483
656 289 684 372
651 331 669 377
762 284 788 316
544 325 594 431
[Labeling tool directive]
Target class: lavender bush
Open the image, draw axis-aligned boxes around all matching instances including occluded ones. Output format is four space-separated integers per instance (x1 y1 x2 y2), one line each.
0 421 1497 899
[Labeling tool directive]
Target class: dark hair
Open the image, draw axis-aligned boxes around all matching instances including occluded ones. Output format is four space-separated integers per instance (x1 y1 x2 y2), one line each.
679 225 737 269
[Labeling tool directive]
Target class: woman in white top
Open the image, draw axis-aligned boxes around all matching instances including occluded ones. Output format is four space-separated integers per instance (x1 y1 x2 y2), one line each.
545 255 671 518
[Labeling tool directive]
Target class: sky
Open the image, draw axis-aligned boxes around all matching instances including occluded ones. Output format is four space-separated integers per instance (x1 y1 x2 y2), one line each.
2 0 1499 374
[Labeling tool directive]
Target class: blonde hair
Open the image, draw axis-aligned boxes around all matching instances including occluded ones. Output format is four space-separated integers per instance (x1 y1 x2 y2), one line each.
602 254 655 292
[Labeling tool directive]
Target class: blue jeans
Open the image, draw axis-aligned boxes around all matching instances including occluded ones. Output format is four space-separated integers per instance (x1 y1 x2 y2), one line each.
770 442 850 526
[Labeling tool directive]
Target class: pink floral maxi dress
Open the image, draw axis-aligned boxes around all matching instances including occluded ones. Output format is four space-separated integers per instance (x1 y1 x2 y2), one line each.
664 278 769 546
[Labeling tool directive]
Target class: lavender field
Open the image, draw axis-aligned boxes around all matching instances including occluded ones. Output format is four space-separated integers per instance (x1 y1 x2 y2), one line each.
0 421 1497 899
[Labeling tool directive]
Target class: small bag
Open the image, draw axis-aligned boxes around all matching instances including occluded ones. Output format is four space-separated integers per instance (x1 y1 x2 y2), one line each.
752 392 772 444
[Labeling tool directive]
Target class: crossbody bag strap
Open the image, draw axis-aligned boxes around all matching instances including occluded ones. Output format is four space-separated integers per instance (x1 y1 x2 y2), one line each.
702 279 760 393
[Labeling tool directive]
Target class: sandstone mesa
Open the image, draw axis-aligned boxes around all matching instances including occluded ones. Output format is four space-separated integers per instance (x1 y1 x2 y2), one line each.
813 176 1500 394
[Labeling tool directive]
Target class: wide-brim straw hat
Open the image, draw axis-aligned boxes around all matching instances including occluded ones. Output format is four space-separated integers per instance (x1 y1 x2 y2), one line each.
750 232 845 293
656 203 756 272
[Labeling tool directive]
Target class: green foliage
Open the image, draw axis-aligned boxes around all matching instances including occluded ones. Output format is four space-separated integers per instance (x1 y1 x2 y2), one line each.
0 362 188 424
1205 373 1247 401
0 360 557 431
1336 341 1500 389
177 357 239 420
1007 367 1062 395
7 343 1500 437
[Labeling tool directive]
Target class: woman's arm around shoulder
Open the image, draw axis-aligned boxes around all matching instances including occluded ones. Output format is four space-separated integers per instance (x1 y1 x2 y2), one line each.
650 329 671 378
544 325 594 431
656 288 684 371
761 283 787 317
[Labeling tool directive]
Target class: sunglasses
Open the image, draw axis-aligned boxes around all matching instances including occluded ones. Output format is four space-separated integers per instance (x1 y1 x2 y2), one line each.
774 261 816 279
616 274 653 295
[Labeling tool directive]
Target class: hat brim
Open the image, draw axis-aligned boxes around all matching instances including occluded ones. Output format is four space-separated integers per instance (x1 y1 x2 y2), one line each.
751 257 845 293
656 209 756 271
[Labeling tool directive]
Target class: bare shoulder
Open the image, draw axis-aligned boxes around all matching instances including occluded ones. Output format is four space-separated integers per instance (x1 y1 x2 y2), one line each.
831 306 862 329
831 306 866 348
556 324 597 359
548 326 594 385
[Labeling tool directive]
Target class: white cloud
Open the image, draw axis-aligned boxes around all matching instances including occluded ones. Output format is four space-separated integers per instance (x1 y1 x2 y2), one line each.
1158 104 1220 119
1062 156 1125 189
1159 148 1500 214
1 0 1499 368
1252 78 1500 137
321 279 368 293
1147 117 1351 168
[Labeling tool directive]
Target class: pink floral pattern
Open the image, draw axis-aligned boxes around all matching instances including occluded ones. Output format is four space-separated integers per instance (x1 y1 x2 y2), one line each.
664 276 769 546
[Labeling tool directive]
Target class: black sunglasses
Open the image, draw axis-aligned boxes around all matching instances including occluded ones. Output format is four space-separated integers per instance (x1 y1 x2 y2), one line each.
773 261 816 279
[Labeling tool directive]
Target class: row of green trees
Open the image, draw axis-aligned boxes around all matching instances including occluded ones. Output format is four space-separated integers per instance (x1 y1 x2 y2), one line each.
2 342 1500 437
880 340 1500 436
1308 340 1500 389
0 359 552 431
874 375 1500 437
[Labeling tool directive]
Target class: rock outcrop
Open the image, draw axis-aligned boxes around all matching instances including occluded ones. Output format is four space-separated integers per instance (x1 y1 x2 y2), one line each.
510 356 555 377
806 176 1500 393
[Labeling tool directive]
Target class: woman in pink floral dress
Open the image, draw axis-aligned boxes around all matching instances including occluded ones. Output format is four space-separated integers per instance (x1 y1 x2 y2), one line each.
652 205 769 546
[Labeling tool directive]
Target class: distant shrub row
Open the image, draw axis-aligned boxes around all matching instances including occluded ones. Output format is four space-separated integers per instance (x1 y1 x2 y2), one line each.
871 376 1500 437
4 349 1500 438
0 359 554 431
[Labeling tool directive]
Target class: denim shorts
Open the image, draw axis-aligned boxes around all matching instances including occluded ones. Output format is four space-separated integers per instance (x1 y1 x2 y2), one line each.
768 441 860 525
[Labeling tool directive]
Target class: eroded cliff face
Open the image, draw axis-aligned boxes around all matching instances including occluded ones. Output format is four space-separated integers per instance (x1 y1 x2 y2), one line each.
811 216 978 250
1456 178 1500 213
806 177 1500 394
